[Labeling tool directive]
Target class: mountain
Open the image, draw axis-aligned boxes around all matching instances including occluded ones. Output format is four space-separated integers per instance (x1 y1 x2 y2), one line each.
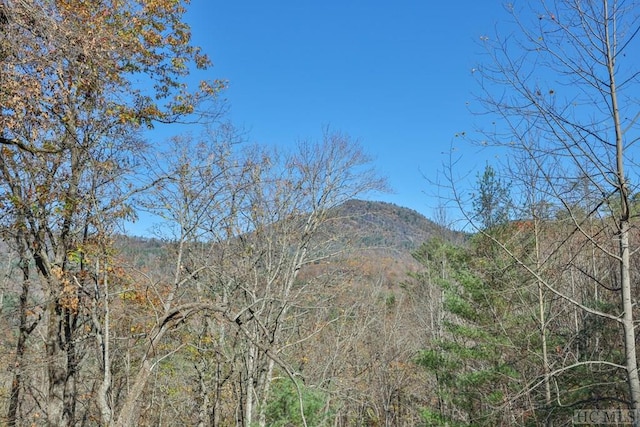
114 199 461 288
325 199 459 252
308 199 459 286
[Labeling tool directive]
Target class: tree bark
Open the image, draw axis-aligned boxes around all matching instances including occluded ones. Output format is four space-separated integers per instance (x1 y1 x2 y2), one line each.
114 360 154 427
7 236 38 426
604 0 640 413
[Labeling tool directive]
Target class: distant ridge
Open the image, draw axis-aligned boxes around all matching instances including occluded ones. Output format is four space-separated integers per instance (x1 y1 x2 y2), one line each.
325 199 460 252
114 199 463 286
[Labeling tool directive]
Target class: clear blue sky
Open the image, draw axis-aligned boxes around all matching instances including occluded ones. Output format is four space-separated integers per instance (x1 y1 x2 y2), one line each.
150 1 513 227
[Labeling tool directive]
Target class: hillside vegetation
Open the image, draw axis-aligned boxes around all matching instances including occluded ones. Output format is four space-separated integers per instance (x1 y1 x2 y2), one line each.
0 198 452 425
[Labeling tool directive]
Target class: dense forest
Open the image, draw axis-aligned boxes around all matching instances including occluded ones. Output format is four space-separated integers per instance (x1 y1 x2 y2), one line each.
1 0 640 426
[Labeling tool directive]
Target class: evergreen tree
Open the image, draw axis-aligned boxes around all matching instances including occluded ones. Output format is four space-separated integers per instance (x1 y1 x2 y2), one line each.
472 165 511 230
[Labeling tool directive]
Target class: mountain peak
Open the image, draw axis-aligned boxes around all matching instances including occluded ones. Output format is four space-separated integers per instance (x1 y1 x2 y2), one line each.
327 199 453 252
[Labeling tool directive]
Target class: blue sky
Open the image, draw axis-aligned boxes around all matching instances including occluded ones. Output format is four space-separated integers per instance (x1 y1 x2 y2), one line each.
148 1 513 227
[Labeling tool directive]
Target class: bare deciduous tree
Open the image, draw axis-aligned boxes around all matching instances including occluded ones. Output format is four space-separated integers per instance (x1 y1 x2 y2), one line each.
446 0 640 421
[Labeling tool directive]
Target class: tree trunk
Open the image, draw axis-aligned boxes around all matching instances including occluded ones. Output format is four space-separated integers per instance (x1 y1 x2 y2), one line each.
244 343 256 426
605 0 640 413
114 360 154 427
7 241 36 426
196 365 210 427
95 259 113 426
258 358 275 427
535 218 552 425
46 303 68 426
620 222 640 414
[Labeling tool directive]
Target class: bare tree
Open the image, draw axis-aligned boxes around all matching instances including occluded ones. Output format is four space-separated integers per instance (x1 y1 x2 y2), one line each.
125 129 386 426
447 0 640 421
208 130 387 427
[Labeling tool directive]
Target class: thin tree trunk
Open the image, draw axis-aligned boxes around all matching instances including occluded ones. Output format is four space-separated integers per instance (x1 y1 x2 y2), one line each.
534 218 552 425
46 304 68 426
620 223 640 413
196 365 210 427
604 0 640 413
95 258 113 425
244 343 256 426
258 358 275 427
7 236 37 426
63 310 78 424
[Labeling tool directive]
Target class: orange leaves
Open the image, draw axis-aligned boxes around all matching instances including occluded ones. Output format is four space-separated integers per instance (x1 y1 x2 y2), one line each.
1 146 13 158
141 28 163 46
194 53 211 70
2 0 222 146
200 79 227 95
52 266 80 313
120 289 146 305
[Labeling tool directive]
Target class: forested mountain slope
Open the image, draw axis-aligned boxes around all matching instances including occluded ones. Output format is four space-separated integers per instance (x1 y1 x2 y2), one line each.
94 199 457 426
115 199 460 290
